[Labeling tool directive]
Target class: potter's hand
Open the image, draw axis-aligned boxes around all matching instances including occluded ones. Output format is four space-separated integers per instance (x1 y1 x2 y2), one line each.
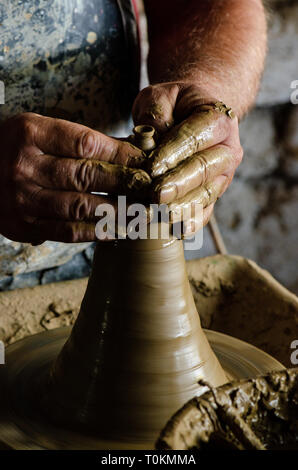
0 113 150 243
133 83 243 235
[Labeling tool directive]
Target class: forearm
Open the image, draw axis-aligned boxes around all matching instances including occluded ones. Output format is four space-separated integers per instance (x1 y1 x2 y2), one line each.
144 0 267 117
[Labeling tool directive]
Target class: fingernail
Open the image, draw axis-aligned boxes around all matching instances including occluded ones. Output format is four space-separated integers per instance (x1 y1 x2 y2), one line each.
151 162 168 178
205 177 228 204
158 183 178 204
216 176 229 196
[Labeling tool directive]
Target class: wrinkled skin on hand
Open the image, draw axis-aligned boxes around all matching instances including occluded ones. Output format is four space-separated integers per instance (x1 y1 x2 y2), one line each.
0 113 150 243
133 82 243 236
1 83 243 244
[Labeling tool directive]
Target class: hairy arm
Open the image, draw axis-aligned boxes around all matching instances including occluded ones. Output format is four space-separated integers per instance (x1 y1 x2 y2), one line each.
133 0 267 233
143 0 267 118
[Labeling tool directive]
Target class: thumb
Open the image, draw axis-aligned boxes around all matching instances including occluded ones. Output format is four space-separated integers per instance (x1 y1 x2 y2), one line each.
132 84 180 134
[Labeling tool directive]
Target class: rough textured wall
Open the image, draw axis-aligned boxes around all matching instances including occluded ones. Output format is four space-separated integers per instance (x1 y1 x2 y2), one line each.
0 0 297 294
211 0 298 294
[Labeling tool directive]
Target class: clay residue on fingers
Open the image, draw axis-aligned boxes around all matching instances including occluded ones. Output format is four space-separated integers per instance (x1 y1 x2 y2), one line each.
148 109 228 178
152 146 232 204
146 103 164 121
87 160 152 193
168 176 227 223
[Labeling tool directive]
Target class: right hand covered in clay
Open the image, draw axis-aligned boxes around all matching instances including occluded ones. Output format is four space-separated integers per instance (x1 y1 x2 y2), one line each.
0 113 151 243
133 83 243 237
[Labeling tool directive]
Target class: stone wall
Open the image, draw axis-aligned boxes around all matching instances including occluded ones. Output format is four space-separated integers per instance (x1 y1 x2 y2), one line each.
0 0 297 294
212 0 298 294
143 0 298 295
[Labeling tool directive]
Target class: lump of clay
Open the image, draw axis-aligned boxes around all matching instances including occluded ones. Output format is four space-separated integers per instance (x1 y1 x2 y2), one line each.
156 369 298 450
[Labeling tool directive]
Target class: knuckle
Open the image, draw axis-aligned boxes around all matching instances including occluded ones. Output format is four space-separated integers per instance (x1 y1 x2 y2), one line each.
9 147 33 184
229 116 240 139
230 114 239 126
9 156 29 190
50 222 77 243
74 160 95 192
133 86 154 117
77 130 98 158
64 224 77 242
140 85 155 99
14 191 26 211
138 83 177 104
10 160 23 182
70 195 90 221
14 113 37 142
234 145 244 167
134 85 160 110
63 223 91 243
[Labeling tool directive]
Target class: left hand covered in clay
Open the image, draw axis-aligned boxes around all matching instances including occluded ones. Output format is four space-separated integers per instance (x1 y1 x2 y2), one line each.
133 82 243 236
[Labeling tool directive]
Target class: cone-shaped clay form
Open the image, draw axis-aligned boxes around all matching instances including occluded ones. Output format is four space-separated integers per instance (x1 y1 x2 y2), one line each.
42 237 227 444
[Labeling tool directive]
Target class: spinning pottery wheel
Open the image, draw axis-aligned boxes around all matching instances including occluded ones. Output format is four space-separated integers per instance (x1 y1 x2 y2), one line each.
0 127 285 450
0 239 284 450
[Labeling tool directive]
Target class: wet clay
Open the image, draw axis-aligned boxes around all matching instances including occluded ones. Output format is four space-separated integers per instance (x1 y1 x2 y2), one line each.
1 255 297 368
157 368 298 450
0 255 290 450
148 102 235 178
0 110 295 449
168 178 226 224
41 238 227 443
152 145 232 205
133 125 156 152
38 125 227 442
0 121 239 447
93 160 151 192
